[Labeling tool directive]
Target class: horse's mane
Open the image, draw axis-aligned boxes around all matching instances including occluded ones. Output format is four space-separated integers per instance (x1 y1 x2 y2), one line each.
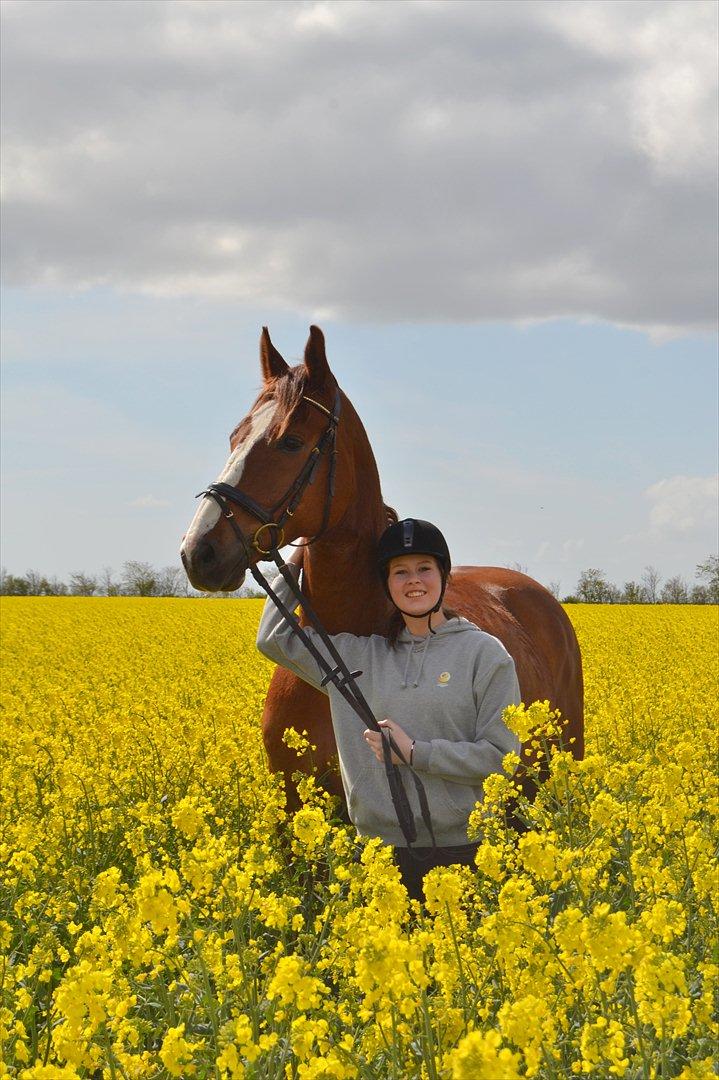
247 365 313 441
252 368 398 537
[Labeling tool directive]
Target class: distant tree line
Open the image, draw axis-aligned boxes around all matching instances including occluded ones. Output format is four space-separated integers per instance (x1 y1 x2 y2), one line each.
0 561 265 599
2 556 716 603
548 557 718 605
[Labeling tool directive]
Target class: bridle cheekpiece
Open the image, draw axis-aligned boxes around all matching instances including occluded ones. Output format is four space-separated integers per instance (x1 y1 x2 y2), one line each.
196 388 341 563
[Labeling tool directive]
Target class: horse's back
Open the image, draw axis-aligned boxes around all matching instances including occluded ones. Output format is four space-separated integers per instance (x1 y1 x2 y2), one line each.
446 566 584 757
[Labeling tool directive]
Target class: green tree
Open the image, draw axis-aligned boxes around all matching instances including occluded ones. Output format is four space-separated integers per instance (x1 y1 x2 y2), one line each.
100 566 121 596
576 568 616 603
40 576 68 596
621 581 647 604
121 560 156 597
660 576 689 604
641 565 662 604
0 572 29 595
70 572 98 596
155 566 184 597
24 570 44 594
695 556 718 603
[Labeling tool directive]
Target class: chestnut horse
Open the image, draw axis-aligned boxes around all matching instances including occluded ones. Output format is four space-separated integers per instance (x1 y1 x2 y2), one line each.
181 326 584 805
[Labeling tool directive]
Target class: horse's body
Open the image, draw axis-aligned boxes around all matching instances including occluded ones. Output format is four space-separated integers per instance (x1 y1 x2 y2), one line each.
181 327 583 803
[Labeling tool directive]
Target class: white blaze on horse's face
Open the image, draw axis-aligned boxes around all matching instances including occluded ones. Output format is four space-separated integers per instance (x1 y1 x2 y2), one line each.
184 399 277 547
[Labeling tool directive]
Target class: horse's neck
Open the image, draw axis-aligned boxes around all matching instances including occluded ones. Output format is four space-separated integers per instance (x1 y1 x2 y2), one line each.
302 519 389 635
301 405 390 635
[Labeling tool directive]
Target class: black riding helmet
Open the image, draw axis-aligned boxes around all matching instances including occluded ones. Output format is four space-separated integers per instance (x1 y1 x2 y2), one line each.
377 518 451 633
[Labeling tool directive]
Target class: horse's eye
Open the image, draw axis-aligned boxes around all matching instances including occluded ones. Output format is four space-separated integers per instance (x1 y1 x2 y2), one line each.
278 434 304 452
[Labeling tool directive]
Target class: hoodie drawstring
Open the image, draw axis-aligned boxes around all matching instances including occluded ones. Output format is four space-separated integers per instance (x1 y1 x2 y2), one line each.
413 634 432 688
401 633 433 689
401 646 413 689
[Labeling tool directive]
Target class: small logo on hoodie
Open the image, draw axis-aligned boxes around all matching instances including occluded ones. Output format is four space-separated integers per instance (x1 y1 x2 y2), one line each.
437 671 451 685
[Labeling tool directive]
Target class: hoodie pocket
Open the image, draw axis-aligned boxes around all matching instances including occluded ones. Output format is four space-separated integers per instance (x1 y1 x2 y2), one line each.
347 765 403 836
436 778 484 825
348 766 484 839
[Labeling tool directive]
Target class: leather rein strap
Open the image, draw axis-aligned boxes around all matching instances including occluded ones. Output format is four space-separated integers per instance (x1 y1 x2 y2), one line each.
196 390 436 850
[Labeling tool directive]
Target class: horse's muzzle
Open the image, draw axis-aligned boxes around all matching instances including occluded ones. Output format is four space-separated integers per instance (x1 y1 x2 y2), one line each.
180 536 248 593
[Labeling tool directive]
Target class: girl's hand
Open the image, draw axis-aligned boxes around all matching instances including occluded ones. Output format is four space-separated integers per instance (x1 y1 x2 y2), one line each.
363 719 413 765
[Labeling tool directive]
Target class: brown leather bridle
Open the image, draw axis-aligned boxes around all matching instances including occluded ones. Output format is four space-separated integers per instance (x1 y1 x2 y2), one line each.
196 389 341 563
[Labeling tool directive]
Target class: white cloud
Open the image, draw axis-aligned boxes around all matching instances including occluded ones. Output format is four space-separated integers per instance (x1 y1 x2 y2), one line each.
547 1 717 180
1 0 716 334
645 474 718 534
294 2 342 34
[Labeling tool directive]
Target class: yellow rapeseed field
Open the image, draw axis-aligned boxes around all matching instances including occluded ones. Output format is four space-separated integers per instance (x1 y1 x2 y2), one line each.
1 598 717 1079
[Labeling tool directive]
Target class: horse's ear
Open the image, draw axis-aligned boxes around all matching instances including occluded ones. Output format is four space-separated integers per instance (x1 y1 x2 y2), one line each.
303 325 332 388
260 327 289 382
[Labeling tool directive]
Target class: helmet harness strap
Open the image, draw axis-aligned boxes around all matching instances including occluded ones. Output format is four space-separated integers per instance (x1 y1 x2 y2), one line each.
392 571 448 634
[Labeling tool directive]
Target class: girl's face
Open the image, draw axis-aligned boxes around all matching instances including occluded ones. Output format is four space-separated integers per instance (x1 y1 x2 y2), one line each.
387 554 443 613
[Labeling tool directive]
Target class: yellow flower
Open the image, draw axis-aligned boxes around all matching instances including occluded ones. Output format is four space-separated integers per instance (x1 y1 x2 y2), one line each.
518 830 559 882
634 950 691 1038
581 904 643 983
423 865 468 918
290 1014 330 1060
15 1067 81 1078
676 1058 719 1079
136 867 184 939
159 1023 201 1077
282 726 317 754
640 898 687 944
578 1016 628 1075
474 840 505 881
91 866 124 910
498 994 556 1076
292 805 330 854
171 796 206 839
502 700 561 743
267 955 328 1011
443 1029 522 1079
296 1053 358 1079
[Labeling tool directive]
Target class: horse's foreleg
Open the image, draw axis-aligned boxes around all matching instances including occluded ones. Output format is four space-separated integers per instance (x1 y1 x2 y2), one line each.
261 669 344 813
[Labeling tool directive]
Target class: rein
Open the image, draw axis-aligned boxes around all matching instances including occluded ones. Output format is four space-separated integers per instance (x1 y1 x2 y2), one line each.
195 390 436 850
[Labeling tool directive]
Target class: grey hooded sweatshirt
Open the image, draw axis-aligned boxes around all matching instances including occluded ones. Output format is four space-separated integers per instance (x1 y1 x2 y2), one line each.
256 568 522 847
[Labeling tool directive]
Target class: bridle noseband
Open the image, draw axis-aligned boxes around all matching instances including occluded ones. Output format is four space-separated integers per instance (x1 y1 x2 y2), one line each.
196 388 341 562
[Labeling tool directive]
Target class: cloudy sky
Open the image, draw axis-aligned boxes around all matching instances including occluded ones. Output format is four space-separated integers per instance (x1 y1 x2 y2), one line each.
2 0 717 594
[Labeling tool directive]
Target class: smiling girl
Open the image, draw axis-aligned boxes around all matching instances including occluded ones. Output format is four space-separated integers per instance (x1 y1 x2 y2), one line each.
257 518 521 901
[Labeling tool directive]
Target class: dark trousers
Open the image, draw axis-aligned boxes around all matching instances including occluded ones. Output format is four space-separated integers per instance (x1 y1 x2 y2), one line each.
393 843 479 903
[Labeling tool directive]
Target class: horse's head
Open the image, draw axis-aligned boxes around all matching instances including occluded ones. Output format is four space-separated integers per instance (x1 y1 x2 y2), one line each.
181 326 354 592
